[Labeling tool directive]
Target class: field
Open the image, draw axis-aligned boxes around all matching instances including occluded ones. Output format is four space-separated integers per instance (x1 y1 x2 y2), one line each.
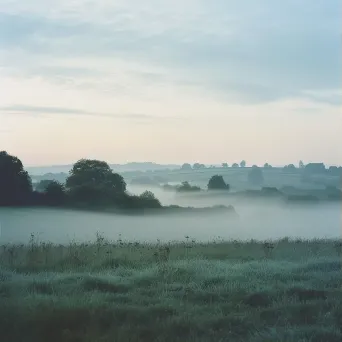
1 236 342 342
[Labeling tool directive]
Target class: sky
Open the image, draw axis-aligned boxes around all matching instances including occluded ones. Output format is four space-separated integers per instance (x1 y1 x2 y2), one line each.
0 0 341 167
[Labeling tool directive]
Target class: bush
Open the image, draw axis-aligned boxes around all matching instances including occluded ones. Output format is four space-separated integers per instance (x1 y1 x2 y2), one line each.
177 181 201 192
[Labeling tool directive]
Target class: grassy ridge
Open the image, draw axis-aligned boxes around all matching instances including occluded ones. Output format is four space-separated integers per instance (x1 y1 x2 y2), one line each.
1 236 342 342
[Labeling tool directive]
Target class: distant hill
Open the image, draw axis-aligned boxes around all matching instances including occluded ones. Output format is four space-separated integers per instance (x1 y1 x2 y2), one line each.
27 162 180 175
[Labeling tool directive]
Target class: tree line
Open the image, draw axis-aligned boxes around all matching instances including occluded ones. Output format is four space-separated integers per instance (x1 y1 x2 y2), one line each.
0 151 161 209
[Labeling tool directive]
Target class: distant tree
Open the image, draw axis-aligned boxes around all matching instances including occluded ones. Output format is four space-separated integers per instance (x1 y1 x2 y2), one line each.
299 160 305 169
264 163 269 168
304 163 326 175
328 166 341 176
248 167 264 186
0 151 32 206
283 164 296 173
208 175 230 190
181 163 192 170
252 165 258 168
222 163 228 168
232 163 239 168
193 163 206 170
45 181 66 206
240 160 246 168
177 181 201 192
35 179 54 192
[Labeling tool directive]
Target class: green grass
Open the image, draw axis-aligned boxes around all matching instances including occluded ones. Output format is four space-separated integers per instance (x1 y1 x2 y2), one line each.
1 235 342 342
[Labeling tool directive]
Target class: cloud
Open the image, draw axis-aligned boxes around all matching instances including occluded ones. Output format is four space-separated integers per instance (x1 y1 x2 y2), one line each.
0 0 340 105
0 105 162 120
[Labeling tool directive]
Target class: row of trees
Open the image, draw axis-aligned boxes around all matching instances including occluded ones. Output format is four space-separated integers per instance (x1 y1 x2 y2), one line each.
0 151 161 209
181 161 247 170
182 160 341 177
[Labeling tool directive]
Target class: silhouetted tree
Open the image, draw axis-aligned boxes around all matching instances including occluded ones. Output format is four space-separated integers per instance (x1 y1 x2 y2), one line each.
232 163 239 168
328 166 342 176
222 163 228 168
35 179 54 192
193 163 205 169
45 181 66 206
248 167 264 186
304 163 326 175
119 191 161 209
0 151 32 206
66 159 126 192
139 191 161 207
240 160 246 168
181 163 192 170
66 159 126 205
283 164 296 173
208 175 230 190
299 160 305 169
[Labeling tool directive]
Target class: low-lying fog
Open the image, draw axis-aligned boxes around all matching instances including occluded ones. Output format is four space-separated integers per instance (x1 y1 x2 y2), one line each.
0 184 340 244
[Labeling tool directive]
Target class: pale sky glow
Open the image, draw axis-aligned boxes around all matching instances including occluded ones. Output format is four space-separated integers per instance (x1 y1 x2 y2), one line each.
0 0 341 166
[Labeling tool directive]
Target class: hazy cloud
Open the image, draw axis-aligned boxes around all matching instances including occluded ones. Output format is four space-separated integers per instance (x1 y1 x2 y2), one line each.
0 0 340 104
0 105 161 120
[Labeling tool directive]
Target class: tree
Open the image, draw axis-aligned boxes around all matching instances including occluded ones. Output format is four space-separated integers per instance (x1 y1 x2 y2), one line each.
248 167 264 186
45 181 66 206
299 160 305 169
222 163 228 168
264 163 272 169
283 164 296 173
140 190 159 202
0 151 32 206
181 163 192 170
66 159 126 192
66 159 126 204
304 163 326 175
232 163 239 168
193 163 205 169
35 179 54 192
208 175 230 190
240 160 246 168
139 191 161 208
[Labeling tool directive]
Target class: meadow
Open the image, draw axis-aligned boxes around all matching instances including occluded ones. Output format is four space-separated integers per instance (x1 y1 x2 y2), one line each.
1 235 342 342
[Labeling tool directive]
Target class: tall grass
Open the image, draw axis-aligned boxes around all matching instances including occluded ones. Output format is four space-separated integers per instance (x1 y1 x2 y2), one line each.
0 234 342 342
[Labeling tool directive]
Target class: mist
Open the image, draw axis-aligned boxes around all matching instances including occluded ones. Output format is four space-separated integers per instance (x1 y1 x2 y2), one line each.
1 184 340 245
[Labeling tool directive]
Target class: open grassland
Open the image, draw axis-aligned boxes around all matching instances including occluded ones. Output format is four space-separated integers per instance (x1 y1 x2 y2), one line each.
1 235 342 342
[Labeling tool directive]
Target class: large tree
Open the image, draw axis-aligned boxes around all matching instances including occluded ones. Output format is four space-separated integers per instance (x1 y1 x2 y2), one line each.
0 151 32 205
66 159 126 204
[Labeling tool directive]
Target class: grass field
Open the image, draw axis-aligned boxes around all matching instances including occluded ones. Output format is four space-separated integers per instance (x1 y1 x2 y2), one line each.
1 235 342 342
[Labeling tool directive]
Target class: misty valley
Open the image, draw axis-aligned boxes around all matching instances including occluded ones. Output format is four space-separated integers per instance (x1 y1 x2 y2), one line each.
1 152 342 342
0 188 340 245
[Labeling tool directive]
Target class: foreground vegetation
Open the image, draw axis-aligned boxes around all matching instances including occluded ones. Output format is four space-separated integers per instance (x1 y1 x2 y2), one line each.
1 236 342 342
